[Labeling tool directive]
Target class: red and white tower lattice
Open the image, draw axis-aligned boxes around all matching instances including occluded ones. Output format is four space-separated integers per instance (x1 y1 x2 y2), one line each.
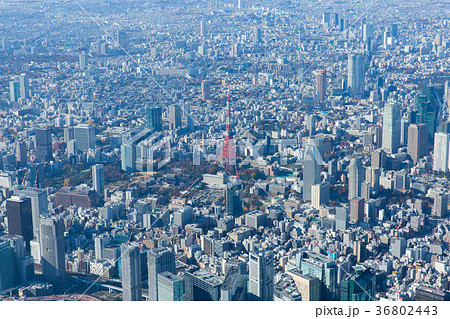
215 94 236 168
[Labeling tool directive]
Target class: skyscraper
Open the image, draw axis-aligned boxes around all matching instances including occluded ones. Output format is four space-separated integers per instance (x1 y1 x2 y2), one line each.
0 239 15 291
6 196 33 252
248 250 274 301
16 141 27 168
348 158 363 201
407 124 428 163
35 128 53 162
147 247 176 301
392 237 406 259
201 80 210 101
303 144 321 201
168 105 181 131
347 53 365 97
297 251 339 300
382 102 401 154
92 164 104 197
335 207 349 231
185 268 223 301
316 70 327 101
40 217 66 286
117 30 130 49
200 20 206 38
350 197 364 224
14 188 49 241
147 106 162 132
340 266 375 301
19 74 30 99
362 23 374 42
1 234 34 285
79 53 87 70
157 271 184 301
433 192 448 218
74 124 96 151
225 183 243 216
433 132 450 172
254 27 262 43
311 182 330 209
9 80 20 102
121 243 142 301
415 85 444 142
400 117 409 146
306 115 316 136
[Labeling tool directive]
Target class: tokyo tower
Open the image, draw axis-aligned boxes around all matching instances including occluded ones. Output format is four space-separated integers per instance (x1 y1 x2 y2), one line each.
215 94 236 169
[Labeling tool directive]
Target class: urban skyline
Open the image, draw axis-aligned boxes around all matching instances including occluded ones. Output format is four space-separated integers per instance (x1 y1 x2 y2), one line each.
0 0 449 303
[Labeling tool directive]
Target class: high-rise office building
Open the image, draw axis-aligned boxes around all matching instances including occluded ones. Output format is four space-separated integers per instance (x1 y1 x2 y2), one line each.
200 20 206 38
201 80 210 101
1 234 34 285
362 23 374 42
147 107 163 132
433 193 448 218
254 27 262 43
296 251 339 300
121 243 142 301
6 196 33 252
157 271 184 301
392 237 406 259
415 85 444 142
350 197 364 224
148 247 176 301
225 183 243 216
400 117 409 146
348 158 363 200
407 124 428 163
40 217 66 286
64 127 74 142
14 188 49 240
117 30 129 49
120 129 154 173
347 53 365 97
248 250 274 301
19 74 30 99
168 105 181 131
173 207 194 228
335 207 349 231
433 132 450 172
340 266 375 301
0 239 15 291
287 268 321 301
328 158 337 177
185 268 223 301
220 266 248 301
74 124 96 151
390 24 398 37
306 115 316 136
303 144 321 201
35 128 53 162
94 234 111 260
316 70 327 101
374 125 383 148
16 141 27 167
382 102 401 154
371 149 387 168
92 164 104 197
9 80 20 102
79 53 87 70
311 182 330 209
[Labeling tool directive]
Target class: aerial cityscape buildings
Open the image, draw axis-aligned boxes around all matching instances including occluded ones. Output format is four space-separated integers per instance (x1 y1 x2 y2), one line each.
0 0 449 304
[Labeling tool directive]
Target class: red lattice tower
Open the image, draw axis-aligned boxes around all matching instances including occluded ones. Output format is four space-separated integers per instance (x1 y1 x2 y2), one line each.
215 94 236 169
